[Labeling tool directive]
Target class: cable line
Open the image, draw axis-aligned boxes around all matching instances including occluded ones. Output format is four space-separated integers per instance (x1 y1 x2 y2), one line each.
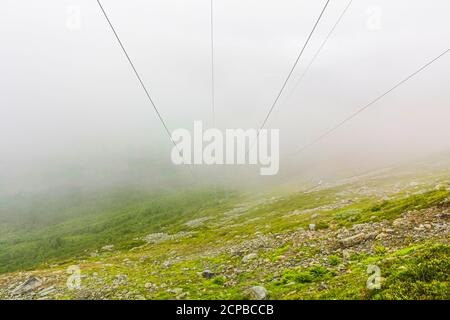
293 48 450 155
257 0 331 132
245 0 330 156
96 0 176 148
288 0 353 100
210 0 216 127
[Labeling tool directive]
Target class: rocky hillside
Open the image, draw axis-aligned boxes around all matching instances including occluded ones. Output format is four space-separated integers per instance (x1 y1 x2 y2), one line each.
0 167 449 300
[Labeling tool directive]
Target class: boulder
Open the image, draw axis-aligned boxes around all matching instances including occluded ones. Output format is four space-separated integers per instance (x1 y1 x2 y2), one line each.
339 232 376 248
38 286 56 297
247 286 268 300
242 253 257 263
11 277 42 295
101 245 114 251
202 269 215 279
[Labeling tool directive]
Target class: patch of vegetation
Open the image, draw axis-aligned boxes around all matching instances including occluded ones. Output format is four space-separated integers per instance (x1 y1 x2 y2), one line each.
1 170 449 301
373 244 450 300
374 245 388 255
277 266 335 285
0 188 238 273
333 189 450 226
302 243 450 300
328 255 342 266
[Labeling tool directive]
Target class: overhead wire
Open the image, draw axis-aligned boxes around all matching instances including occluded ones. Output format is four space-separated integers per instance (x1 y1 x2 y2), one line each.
210 0 216 127
96 0 177 149
246 0 331 156
256 0 331 132
292 48 450 156
288 0 353 100
96 0 193 175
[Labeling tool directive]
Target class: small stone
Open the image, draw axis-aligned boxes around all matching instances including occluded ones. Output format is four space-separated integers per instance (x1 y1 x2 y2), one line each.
339 233 371 248
167 288 183 294
309 224 316 231
242 253 258 263
223 280 237 287
318 283 329 291
247 286 268 300
202 270 215 279
375 233 386 240
434 183 446 190
38 286 56 297
11 277 42 295
176 292 189 300
285 282 296 286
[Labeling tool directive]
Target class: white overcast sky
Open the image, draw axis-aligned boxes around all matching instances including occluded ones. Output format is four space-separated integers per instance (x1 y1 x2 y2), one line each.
0 0 449 192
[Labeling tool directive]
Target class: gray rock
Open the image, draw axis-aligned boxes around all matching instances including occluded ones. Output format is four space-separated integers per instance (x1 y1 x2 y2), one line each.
339 232 376 248
176 292 189 299
11 277 42 295
318 283 329 291
342 249 353 259
247 286 268 300
38 286 56 297
242 253 257 263
167 288 183 294
375 232 387 240
202 269 215 279
113 274 128 285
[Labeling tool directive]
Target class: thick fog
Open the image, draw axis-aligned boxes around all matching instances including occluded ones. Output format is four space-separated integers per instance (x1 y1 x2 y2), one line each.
1 0 449 195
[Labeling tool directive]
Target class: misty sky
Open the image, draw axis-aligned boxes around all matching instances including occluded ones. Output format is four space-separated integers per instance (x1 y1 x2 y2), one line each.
1 0 449 193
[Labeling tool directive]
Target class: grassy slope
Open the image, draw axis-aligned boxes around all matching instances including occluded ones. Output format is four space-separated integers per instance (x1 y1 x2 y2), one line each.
0 188 239 273
0 168 449 300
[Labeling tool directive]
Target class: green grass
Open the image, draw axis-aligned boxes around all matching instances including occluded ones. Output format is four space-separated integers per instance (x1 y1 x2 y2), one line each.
260 243 450 300
330 189 450 227
373 244 450 300
0 187 239 273
0 169 449 300
277 266 336 285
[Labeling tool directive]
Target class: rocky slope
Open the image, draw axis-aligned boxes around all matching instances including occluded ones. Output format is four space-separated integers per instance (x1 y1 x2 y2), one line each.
0 168 449 300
